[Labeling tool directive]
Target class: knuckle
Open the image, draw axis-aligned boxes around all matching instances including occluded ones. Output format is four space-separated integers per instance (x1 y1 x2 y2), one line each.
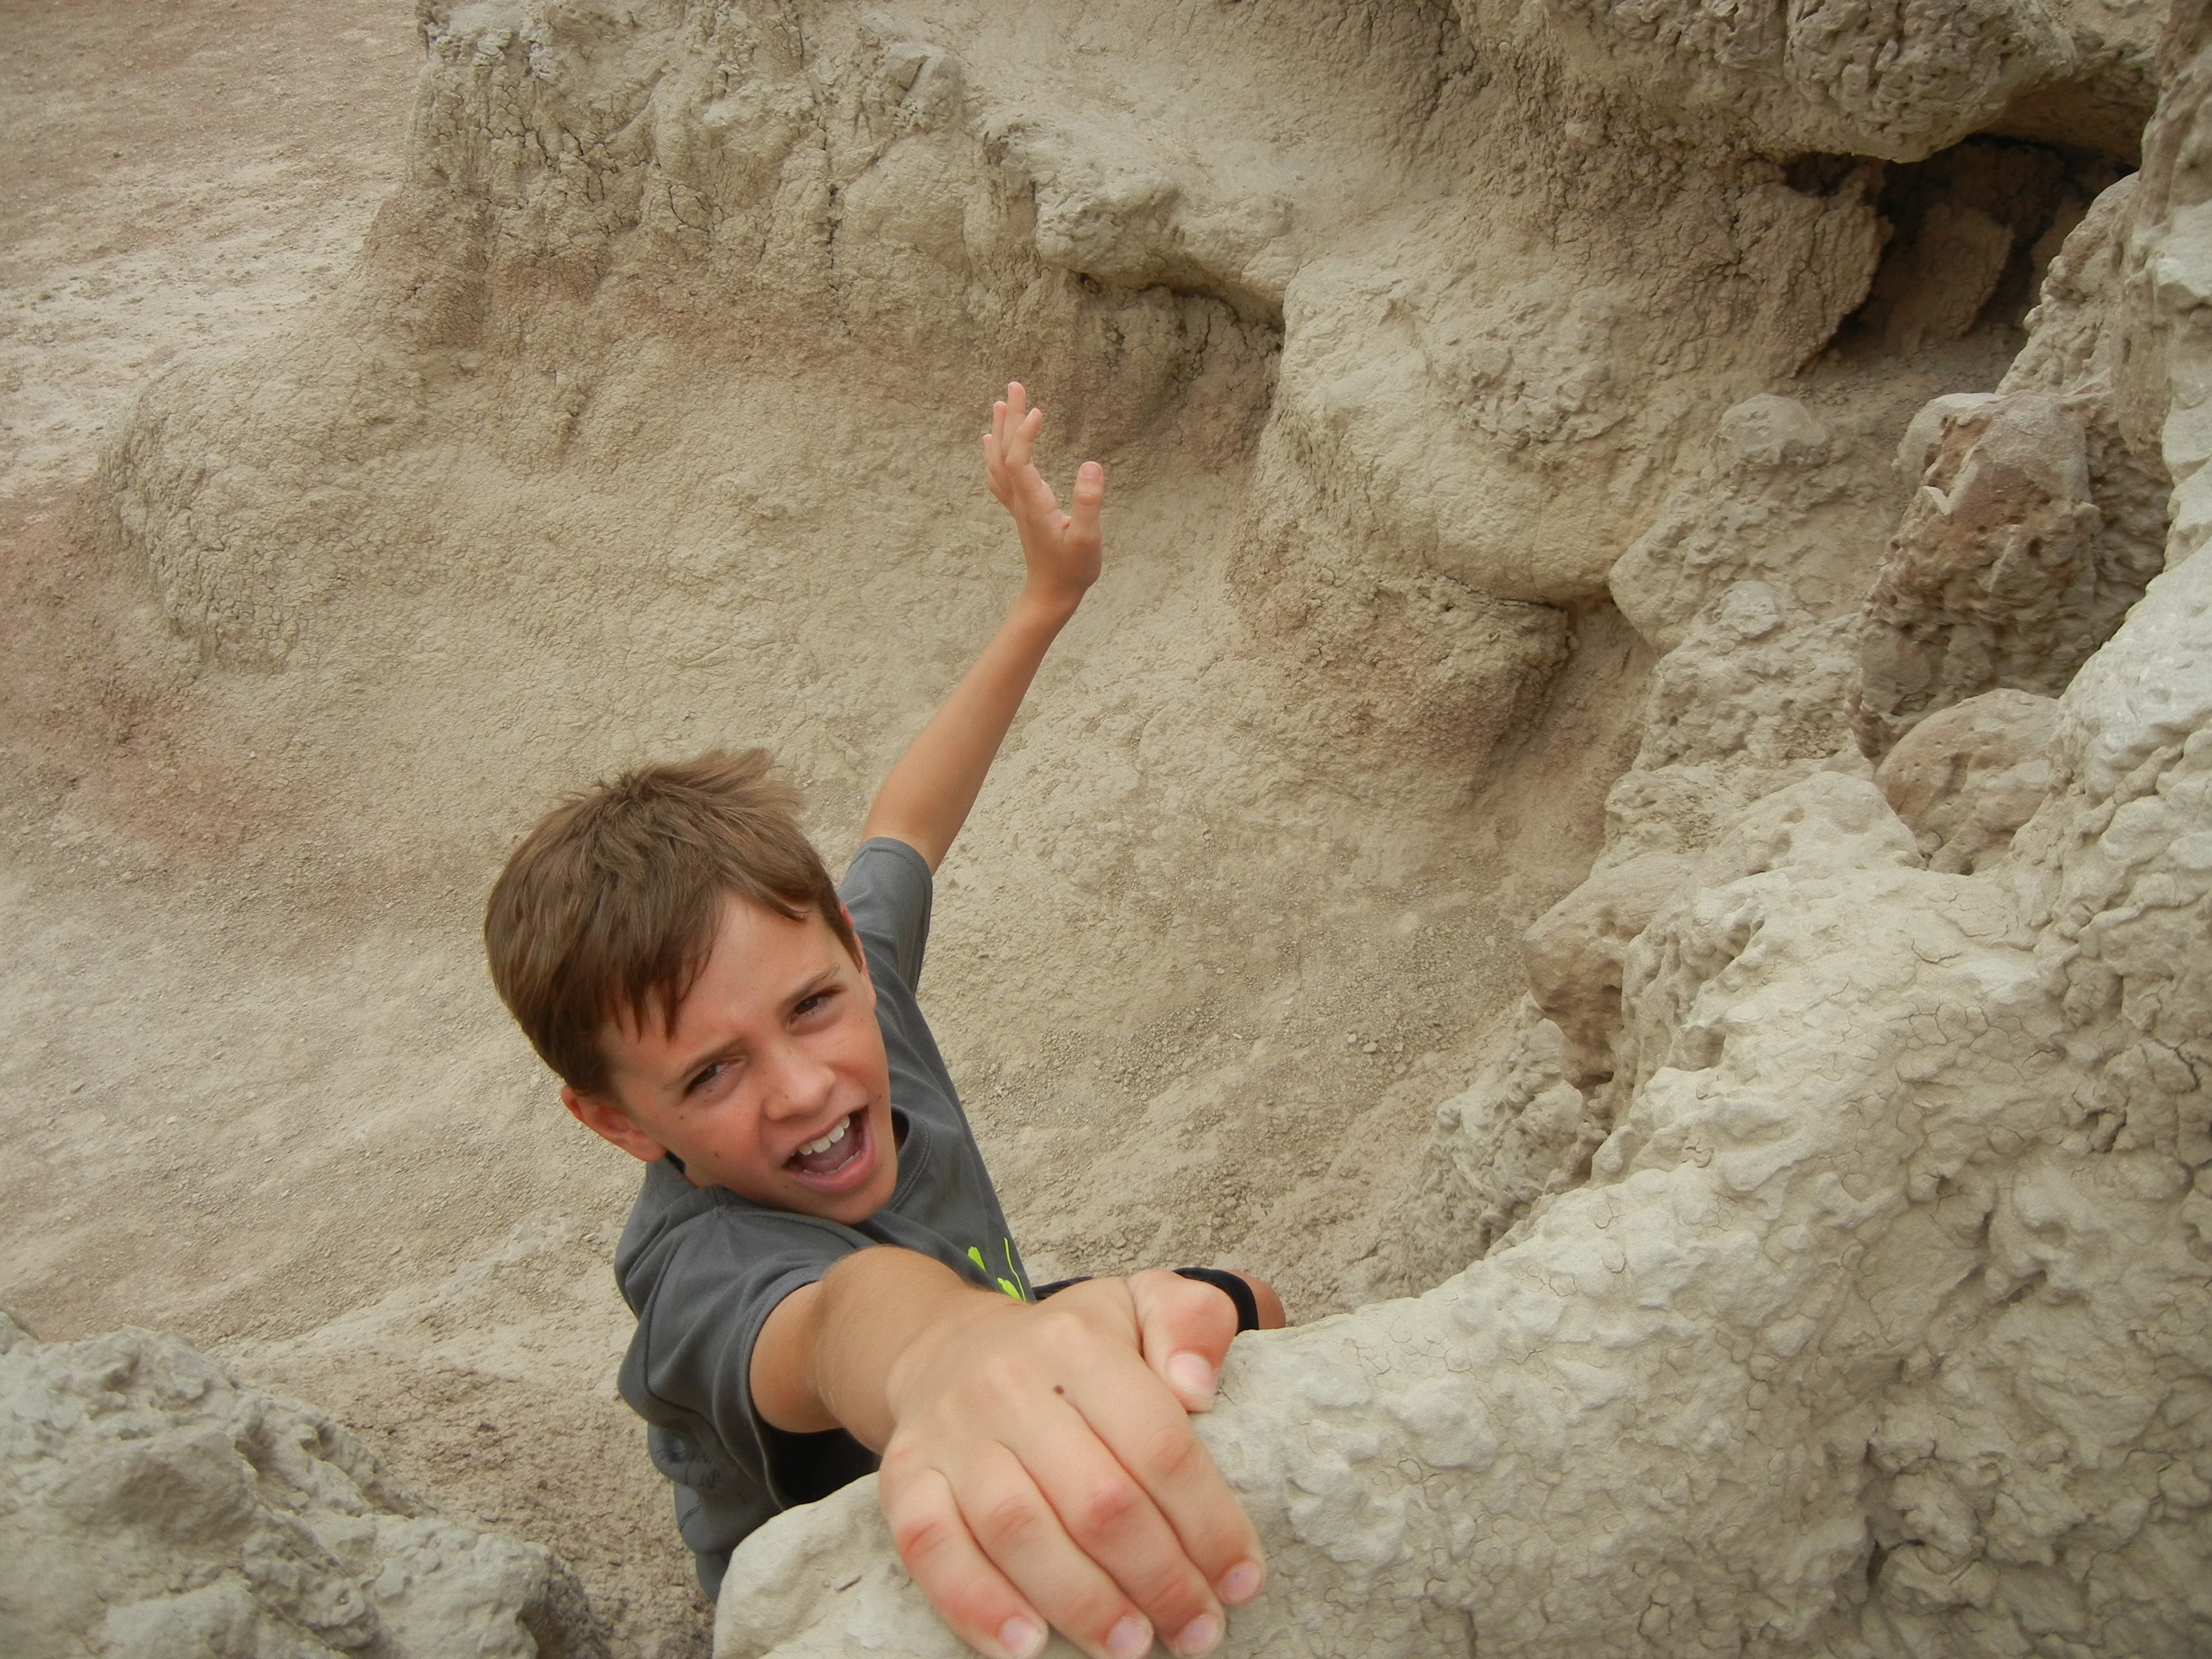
972 1353 1031 1406
1072 1475 1143 1540
1142 1422 1207 1483
889 1508 961 1567
1180 1279 1233 1325
879 1441 927 1480
974 1488 1049 1554
1032 1307 1095 1351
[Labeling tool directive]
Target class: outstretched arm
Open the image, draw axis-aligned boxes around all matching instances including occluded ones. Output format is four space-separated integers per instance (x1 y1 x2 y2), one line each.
860 383 1103 870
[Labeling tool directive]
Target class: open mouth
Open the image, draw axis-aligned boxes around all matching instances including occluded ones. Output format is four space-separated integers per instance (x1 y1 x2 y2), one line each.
785 1110 868 1182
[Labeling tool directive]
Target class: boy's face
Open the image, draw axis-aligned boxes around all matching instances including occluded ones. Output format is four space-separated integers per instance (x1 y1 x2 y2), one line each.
562 895 899 1225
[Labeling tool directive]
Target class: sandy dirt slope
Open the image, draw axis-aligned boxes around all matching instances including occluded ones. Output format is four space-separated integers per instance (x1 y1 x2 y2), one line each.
1 4 711 1652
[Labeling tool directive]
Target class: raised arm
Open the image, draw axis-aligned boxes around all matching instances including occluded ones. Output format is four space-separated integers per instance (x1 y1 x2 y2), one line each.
860 383 1103 870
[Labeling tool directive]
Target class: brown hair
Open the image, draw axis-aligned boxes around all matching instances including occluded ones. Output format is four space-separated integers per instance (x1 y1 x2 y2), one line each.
483 748 857 1098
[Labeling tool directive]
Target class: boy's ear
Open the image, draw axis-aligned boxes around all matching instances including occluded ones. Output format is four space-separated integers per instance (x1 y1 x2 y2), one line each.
562 1084 671 1164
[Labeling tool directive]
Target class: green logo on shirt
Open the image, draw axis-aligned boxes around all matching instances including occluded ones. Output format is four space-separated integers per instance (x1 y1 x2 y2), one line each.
968 1241 1027 1301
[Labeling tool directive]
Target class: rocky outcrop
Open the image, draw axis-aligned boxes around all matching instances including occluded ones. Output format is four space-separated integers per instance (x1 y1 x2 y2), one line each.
1524 853 1698 1093
1849 388 2164 758
721 722 2212 1659
1503 0 2150 162
0 1313 603 1659
697 6 2212 1656
1875 687 2060 871
1850 169 2172 760
104 0 2150 662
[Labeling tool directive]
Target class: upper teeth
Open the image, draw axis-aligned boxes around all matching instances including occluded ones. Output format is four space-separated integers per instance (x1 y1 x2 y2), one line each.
799 1119 849 1156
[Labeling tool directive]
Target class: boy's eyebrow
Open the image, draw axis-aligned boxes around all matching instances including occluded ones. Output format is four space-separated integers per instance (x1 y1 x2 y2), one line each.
665 968 843 1087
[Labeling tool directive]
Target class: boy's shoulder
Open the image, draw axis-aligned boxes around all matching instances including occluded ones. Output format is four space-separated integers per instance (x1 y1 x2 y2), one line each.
837 836 935 977
613 1157 884 1347
615 1158 834 1275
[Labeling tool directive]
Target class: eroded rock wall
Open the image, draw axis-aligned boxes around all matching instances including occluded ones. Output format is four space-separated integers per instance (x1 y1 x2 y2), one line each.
111 0 2142 656
702 7 2209 1658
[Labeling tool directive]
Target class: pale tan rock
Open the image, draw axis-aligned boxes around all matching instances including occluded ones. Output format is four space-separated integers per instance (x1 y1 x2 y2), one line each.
1610 394 1900 653
1389 851 1708 1283
2112 0 2212 474
1876 686 2060 872
709 11 2212 1656
1850 387 2159 758
1624 581 1865 811
1523 853 1697 1090
0 1313 604 1659
1253 175 1885 607
1849 169 2177 765
1897 389 2002 478
722 753 2212 1658
1995 0 2163 157
1370 1005 1594 1302
1484 0 2099 160
2002 173 2137 394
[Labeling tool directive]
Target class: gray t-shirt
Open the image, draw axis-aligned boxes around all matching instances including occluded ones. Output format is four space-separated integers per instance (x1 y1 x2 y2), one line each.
612 837 1032 1597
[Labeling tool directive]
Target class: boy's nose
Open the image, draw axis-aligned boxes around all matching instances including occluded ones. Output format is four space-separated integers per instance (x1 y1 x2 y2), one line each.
760 1042 839 1118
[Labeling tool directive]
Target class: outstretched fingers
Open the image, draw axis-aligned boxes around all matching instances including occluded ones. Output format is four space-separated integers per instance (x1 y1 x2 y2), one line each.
881 1454 1050 1659
1000 382 1041 472
979 380 1104 603
985 386 1053 516
1048 1347 1262 1626
983 396 1013 499
885 1436 1167 1659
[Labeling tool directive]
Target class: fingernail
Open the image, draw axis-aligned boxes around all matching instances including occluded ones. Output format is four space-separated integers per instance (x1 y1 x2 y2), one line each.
999 1615 1046 1659
1217 1560 1262 1605
1171 1613 1222 1656
1107 1614 1152 1658
1167 1352 1215 1400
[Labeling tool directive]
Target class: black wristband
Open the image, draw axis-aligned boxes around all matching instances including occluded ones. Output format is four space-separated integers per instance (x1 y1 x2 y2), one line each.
1173 1266 1260 1333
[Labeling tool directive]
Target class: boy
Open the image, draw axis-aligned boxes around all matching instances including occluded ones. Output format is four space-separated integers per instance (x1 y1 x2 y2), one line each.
484 386 1285 1659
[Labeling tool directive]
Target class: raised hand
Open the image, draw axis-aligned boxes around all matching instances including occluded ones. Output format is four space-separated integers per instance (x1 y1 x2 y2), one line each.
984 381 1103 614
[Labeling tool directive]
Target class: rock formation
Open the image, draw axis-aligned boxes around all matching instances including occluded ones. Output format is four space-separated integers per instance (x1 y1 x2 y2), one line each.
709 4 2201 1657
0 1312 603 1658
1874 687 2060 873
716 111 2212 1652
58 0 2211 1654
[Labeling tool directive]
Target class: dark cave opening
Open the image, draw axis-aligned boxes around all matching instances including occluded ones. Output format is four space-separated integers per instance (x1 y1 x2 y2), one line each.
1791 137 2129 363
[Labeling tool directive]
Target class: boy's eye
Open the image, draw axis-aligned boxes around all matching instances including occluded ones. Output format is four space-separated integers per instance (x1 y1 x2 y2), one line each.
793 989 836 1020
685 1061 726 1095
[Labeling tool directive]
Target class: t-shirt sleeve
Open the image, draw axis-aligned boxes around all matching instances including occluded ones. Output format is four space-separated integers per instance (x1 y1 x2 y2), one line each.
619 1206 876 1511
838 836 935 990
